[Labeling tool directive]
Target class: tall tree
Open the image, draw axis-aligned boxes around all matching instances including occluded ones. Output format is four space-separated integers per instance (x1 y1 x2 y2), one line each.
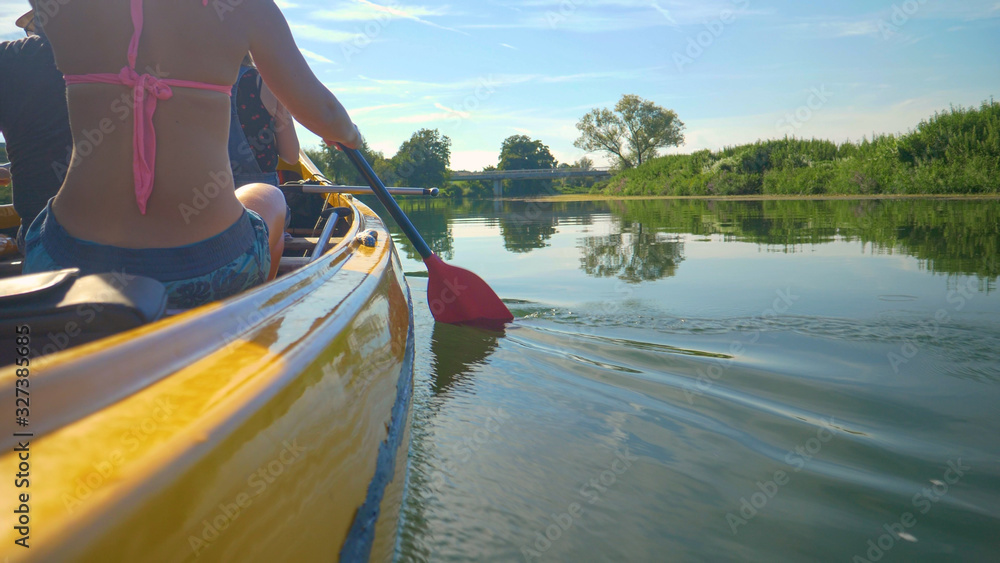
497 135 556 196
315 139 389 186
392 129 452 189
574 94 685 169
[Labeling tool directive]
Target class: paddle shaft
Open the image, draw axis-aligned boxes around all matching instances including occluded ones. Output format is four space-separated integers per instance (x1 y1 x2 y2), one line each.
340 147 434 259
284 185 439 197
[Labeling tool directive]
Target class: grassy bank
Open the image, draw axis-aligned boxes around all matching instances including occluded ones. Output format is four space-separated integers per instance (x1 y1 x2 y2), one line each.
600 100 1000 197
518 193 1000 203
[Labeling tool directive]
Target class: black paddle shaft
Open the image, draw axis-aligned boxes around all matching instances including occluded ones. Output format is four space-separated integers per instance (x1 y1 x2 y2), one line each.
341 147 434 260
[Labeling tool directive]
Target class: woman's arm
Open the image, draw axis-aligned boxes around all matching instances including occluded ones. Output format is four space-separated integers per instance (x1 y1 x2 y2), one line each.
247 1 362 149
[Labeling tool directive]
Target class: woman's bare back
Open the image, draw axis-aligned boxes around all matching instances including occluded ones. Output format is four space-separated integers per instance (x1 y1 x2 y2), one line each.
36 0 360 248
40 0 257 247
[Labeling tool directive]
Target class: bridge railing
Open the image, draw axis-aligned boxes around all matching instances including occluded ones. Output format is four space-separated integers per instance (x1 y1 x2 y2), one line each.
450 167 612 181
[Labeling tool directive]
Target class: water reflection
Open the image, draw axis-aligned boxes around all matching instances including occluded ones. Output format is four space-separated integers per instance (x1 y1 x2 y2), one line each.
499 218 557 253
374 197 998 283
580 225 684 282
607 199 999 281
429 322 503 396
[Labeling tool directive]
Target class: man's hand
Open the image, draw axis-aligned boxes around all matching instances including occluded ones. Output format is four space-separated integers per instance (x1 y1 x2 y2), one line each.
0 165 11 187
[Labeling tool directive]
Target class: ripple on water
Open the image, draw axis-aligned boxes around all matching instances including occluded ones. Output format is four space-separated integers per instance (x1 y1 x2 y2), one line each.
400 304 1000 562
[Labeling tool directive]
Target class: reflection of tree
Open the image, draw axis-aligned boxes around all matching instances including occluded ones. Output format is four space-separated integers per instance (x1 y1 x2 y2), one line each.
429 322 503 397
580 224 684 282
851 200 998 282
362 197 455 261
498 217 557 253
602 198 998 281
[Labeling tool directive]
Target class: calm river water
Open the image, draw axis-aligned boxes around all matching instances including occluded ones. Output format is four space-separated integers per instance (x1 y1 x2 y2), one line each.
367 197 1000 562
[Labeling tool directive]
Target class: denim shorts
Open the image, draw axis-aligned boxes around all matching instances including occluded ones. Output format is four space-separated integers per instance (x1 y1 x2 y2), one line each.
23 201 271 309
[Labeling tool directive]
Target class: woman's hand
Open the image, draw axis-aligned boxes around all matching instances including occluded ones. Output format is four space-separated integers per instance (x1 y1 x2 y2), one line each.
326 124 363 151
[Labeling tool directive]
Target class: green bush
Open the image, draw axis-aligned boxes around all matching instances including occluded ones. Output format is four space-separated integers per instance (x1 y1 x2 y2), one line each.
599 100 1000 196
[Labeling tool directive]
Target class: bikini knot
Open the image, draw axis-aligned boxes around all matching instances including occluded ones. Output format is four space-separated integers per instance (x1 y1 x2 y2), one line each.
118 67 173 100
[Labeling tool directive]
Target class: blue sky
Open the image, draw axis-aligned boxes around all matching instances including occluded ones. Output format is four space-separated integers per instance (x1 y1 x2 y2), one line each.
2 0 998 170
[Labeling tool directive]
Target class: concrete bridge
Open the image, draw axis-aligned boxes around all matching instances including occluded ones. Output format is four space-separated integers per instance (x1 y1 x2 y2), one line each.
450 167 612 197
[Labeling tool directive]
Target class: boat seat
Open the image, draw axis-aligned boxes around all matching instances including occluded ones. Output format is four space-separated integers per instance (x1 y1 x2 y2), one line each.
0 268 167 365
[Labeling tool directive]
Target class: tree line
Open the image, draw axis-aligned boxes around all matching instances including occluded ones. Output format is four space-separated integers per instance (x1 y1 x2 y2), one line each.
306 94 681 199
306 129 599 199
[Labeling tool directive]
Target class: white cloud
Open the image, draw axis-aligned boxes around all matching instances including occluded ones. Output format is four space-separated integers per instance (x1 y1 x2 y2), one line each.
0 3 26 40
299 48 336 64
289 23 368 43
462 0 767 32
313 2 444 21
450 150 501 171
328 0 468 35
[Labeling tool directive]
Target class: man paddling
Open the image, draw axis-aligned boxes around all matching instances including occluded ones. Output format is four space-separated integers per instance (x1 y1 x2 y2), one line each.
0 10 73 254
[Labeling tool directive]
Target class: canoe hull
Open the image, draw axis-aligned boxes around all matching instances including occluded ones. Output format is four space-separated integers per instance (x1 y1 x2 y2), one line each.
1 198 413 561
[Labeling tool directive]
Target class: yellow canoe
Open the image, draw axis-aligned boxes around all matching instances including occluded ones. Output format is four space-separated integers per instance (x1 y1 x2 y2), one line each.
0 156 414 561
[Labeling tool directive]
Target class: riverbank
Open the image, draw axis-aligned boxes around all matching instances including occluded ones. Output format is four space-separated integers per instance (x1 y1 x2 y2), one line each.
593 101 999 198
515 193 1000 203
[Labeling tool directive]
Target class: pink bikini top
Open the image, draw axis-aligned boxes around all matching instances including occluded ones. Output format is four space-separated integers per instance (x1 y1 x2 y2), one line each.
63 0 233 214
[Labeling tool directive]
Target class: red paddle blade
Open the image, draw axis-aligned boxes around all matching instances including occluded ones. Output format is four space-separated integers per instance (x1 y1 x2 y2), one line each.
424 254 513 325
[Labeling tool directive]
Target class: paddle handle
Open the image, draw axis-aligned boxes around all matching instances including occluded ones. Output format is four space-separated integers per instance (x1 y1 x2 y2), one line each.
340 146 434 259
